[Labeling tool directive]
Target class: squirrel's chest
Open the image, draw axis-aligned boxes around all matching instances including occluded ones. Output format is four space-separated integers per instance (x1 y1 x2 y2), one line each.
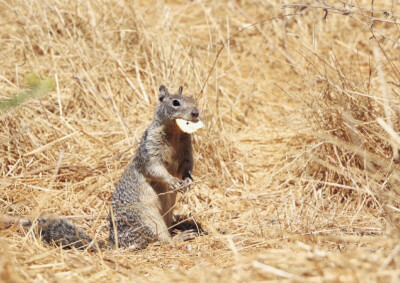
161 139 182 174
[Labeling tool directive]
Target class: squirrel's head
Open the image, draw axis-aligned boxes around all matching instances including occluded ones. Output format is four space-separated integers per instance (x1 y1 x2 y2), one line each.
156 85 199 123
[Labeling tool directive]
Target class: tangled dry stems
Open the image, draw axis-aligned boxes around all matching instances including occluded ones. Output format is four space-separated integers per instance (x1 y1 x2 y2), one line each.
1 0 400 281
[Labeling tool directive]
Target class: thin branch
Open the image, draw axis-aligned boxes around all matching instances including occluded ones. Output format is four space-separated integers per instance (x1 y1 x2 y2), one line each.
282 1 400 44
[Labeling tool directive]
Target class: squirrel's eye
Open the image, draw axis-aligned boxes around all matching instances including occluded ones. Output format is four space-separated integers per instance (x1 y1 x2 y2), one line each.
172 100 180 107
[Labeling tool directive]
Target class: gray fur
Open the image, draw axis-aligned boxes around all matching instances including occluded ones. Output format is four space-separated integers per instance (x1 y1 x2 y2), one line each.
29 85 199 250
25 217 105 251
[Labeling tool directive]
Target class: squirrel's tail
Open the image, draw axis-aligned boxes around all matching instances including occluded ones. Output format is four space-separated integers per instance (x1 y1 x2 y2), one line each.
24 217 105 251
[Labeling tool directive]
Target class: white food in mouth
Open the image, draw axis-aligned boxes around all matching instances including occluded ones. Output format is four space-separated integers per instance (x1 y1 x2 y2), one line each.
176 119 205 134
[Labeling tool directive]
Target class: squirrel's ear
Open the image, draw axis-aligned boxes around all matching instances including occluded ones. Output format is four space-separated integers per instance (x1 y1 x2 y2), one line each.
178 86 183 95
159 85 169 101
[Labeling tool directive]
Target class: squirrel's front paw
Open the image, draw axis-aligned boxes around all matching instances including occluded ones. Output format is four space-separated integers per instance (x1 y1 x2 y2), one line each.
179 177 193 193
169 177 183 191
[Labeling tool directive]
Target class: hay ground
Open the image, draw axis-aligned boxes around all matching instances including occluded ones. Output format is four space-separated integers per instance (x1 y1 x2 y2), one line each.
1 0 400 282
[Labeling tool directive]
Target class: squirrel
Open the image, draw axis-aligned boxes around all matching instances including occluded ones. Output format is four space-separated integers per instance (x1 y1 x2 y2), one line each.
13 85 201 251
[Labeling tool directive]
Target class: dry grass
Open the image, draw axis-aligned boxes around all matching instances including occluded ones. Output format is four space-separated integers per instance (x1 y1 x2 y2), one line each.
1 0 400 281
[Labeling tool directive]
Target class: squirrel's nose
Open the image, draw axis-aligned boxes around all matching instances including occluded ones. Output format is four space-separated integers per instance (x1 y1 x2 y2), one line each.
191 108 199 119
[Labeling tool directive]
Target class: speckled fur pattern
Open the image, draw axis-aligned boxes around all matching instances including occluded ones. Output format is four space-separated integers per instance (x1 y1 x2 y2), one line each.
25 217 105 251
109 85 198 249
30 85 199 250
